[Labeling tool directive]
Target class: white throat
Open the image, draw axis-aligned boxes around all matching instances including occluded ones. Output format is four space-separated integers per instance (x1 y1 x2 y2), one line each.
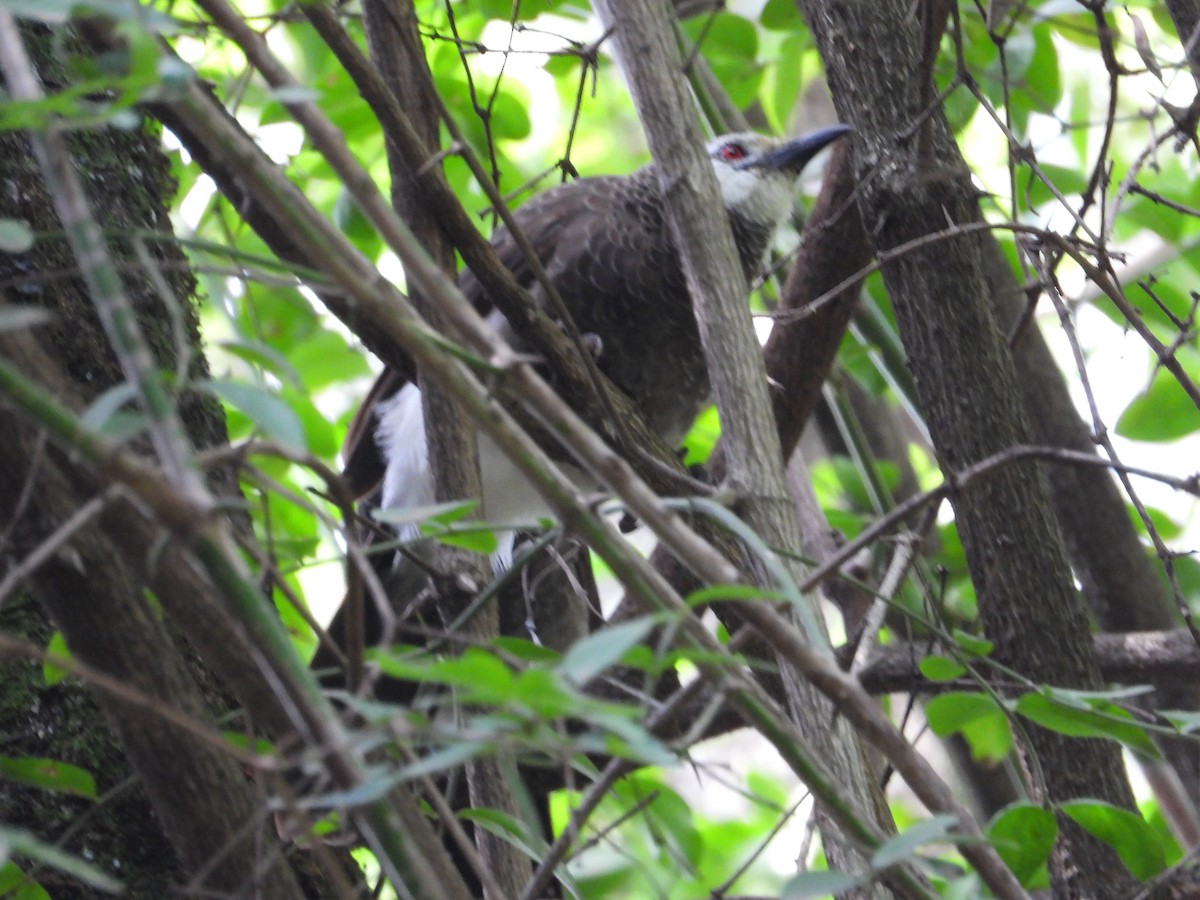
712 164 793 229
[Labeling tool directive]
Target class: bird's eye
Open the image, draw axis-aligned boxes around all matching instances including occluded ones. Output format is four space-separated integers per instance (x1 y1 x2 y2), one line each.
718 142 748 162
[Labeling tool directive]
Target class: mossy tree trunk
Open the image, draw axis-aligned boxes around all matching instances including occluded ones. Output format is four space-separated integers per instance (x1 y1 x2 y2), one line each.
0 25 359 897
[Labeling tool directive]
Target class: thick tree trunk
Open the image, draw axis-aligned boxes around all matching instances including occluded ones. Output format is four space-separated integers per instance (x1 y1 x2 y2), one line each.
0 26 356 897
799 0 1140 894
360 1 531 894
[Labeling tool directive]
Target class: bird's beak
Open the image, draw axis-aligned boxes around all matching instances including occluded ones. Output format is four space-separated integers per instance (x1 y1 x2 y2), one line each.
740 124 853 173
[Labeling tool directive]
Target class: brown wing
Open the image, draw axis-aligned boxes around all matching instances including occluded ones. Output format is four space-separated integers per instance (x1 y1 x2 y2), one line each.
339 169 707 493
492 172 707 443
339 176 625 498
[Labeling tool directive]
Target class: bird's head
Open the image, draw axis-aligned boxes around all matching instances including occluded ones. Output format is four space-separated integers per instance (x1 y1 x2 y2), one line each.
707 125 851 227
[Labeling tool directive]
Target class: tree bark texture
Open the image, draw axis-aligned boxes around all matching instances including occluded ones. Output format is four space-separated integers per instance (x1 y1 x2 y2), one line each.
0 26 353 897
980 235 1200 805
360 1 531 894
798 1 1140 894
593 1 900 893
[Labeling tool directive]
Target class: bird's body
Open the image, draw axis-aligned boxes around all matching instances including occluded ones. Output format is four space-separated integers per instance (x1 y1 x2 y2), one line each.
311 128 849 892
343 128 851 565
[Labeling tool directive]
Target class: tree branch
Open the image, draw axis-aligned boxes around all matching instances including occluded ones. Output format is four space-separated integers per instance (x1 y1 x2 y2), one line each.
858 629 1200 695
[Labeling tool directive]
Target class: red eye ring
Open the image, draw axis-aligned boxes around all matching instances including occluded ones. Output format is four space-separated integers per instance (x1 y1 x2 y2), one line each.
719 142 748 161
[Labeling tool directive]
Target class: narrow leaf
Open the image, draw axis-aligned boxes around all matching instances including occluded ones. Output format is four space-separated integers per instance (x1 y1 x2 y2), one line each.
372 499 478 527
1015 692 1158 759
80 382 144 440
200 378 305 449
686 583 788 605
871 814 957 869
951 629 993 657
0 757 96 799
0 826 122 892
397 741 491 781
1162 710 1200 734
423 521 499 555
782 869 863 898
559 617 656 686
218 339 300 386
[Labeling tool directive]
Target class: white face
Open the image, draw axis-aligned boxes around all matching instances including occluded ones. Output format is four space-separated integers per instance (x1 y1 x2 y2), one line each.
707 135 796 228
712 163 795 226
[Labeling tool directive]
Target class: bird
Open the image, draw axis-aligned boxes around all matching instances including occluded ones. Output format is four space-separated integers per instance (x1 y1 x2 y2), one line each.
336 126 852 571
306 127 850 891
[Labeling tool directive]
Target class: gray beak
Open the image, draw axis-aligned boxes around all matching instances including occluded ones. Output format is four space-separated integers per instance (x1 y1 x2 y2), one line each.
739 124 852 173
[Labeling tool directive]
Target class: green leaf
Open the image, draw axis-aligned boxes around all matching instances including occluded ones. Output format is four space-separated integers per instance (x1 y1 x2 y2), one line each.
0 826 122 892
1061 800 1166 879
1052 11 1101 50
490 636 560 664
1116 368 1200 442
332 188 379 255
680 12 763 107
42 632 70 686
1024 163 1088 210
0 218 34 253
290 329 370 390
594 712 676 766
1009 26 1061 131
461 805 540 847
682 404 719 466
951 629 993 657
764 37 807 133
488 89 533 142
1125 277 1195 335
218 338 301 387
80 382 145 441
510 668 576 718
782 869 863 898
828 457 901 511
925 691 1013 764
397 741 491 782
559 618 656 686
1128 502 1182 540
374 648 514 699
987 802 1056 887
872 815 958 869
0 757 96 799
1162 709 1200 733
306 765 400 807
760 0 804 31
221 731 276 755
1015 691 1159 758
685 11 757 58
372 499 479 528
0 860 51 899
425 521 500 555
1041 684 1155 703
0 862 23 892
685 583 788 606
280 387 338 458
918 655 966 682
200 378 305 450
